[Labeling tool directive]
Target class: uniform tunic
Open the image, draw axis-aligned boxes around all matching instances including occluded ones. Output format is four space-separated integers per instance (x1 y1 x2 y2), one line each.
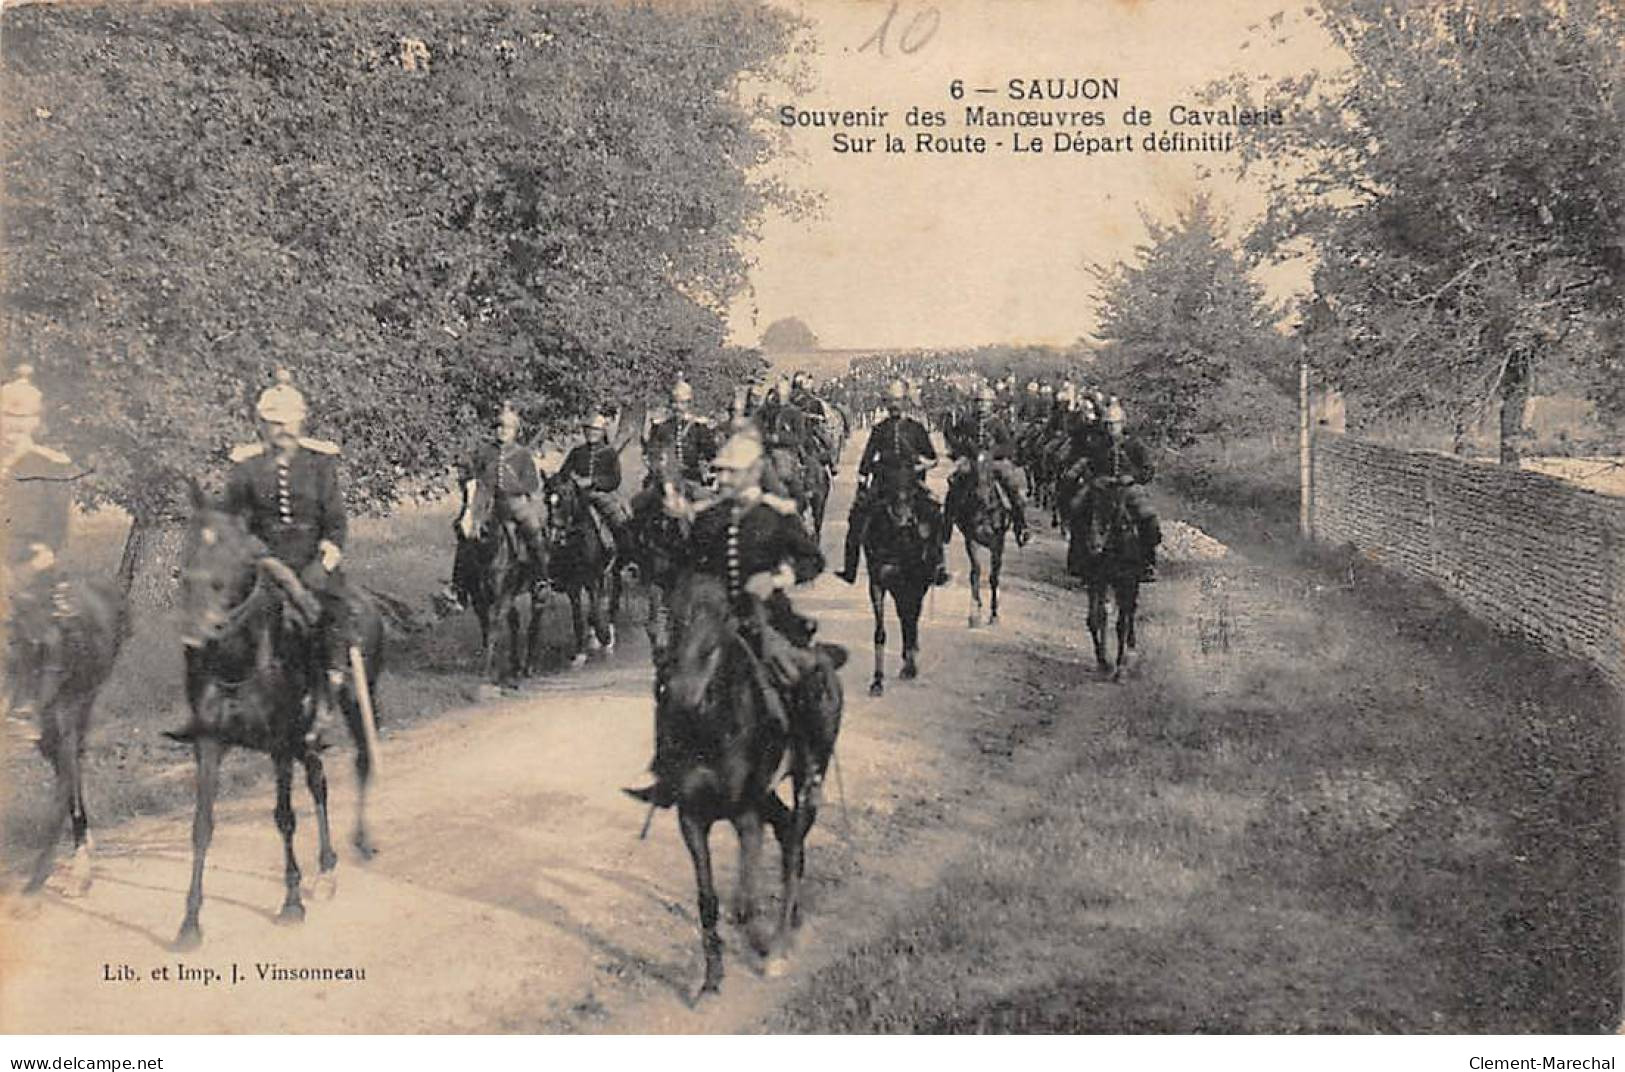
686 494 823 607
3 445 79 568
646 416 718 485
469 441 542 500
560 441 623 493
223 441 346 571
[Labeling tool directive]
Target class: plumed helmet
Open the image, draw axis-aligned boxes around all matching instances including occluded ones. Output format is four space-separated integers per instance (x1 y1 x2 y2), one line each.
1 364 43 419
713 431 764 471
886 379 907 401
256 368 307 424
582 413 609 431
671 379 694 403
1039 383 1054 396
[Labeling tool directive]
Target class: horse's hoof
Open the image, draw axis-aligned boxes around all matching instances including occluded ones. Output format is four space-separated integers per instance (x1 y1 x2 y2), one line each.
967 615 980 629
900 663 918 681
868 679 884 697
312 872 338 901
762 953 791 979
173 924 203 951
987 614 999 627
352 831 379 861
276 903 306 926
570 653 588 669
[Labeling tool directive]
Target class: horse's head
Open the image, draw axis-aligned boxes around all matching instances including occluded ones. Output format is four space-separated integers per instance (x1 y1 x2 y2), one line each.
876 463 922 528
542 472 581 546
456 473 496 542
178 479 263 649
663 572 733 712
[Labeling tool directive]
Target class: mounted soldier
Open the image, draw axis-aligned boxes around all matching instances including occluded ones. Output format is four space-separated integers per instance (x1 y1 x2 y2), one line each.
3 366 88 734
791 372 837 474
627 431 834 809
944 384 1029 546
1073 400 1162 582
645 380 718 495
835 380 949 587
560 412 632 558
221 369 355 744
439 402 549 615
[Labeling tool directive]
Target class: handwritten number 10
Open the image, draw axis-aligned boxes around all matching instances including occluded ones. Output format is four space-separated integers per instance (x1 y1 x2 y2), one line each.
859 1 940 55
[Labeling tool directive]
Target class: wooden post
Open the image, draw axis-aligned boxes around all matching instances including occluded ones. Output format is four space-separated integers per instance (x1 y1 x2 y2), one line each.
1299 356 1312 539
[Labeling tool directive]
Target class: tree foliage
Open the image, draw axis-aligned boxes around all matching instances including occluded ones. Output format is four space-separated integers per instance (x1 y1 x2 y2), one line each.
1089 195 1291 445
1218 0 1625 455
1 1 802 521
759 316 819 352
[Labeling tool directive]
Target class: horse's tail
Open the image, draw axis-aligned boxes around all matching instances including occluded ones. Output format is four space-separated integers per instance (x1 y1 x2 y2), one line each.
362 585 433 639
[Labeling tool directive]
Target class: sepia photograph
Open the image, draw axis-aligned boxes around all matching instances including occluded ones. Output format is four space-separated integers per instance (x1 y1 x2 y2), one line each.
1 0 1622 1051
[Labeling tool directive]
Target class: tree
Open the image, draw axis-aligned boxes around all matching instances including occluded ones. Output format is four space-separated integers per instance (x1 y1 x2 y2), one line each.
1088 196 1291 445
1219 0 1625 461
759 317 819 352
1 1 801 602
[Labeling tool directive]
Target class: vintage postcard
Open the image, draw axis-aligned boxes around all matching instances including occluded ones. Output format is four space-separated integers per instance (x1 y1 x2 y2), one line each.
1 0 1620 1052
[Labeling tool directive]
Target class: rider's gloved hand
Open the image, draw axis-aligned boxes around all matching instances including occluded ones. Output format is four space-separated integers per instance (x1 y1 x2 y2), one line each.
318 539 342 572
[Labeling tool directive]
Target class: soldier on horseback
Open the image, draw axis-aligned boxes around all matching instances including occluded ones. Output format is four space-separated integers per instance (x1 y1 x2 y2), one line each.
836 380 949 587
3 366 87 738
439 402 549 614
1072 400 1162 582
944 384 1030 546
222 369 355 744
791 372 837 475
627 431 832 809
645 380 718 494
560 413 633 557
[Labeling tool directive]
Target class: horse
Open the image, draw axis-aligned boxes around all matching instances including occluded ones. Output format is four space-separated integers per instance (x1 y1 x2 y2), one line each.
7 575 127 897
1067 479 1143 679
656 571 844 998
542 472 621 667
860 463 939 696
626 442 693 667
451 472 548 685
945 451 1010 628
170 481 384 949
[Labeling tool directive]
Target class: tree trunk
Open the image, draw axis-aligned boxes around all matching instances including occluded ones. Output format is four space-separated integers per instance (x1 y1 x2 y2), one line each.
1498 351 1532 466
118 515 188 611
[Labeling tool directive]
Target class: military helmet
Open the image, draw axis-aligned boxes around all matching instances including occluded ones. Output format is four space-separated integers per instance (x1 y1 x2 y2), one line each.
1 364 43 419
582 413 609 431
1103 399 1126 425
713 431 764 471
256 368 307 424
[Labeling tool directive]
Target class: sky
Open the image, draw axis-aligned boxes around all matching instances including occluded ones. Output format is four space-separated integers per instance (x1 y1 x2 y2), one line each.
727 0 1339 351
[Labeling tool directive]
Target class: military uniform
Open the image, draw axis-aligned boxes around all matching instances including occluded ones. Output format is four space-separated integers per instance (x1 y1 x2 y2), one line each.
3 439 83 720
944 406 1028 541
560 437 631 547
225 436 353 666
1071 431 1162 577
837 411 945 583
644 413 718 491
465 438 548 563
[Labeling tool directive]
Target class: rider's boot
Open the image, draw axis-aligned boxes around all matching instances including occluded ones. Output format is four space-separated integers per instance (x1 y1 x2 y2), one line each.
625 711 681 808
835 507 866 584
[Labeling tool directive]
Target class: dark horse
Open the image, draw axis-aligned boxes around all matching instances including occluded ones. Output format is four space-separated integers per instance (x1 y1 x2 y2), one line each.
170 482 384 949
945 451 1010 628
7 576 128 896
542 472 621 667
861 463 938 696
626 442 691 667
452 473 548 685
659 572 844 998
1068 479 1143 679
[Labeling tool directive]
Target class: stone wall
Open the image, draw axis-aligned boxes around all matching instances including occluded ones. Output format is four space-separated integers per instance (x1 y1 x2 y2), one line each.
1312 435 1625 690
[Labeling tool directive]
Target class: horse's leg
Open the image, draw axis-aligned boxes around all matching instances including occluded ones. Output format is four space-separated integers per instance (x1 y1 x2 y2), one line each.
868 576 887 697
523 587 546 678
899 585 923 680
349 685 378 860
503 596 524 685
175 736 223 949
1114 577 1139 681
478 602 498 684
301 748 339 898
64 716 95 897
678 808 725 998
23 743 71 895
1088 582 1110 673
273 754 305 924
568 589 589 667
965 533 983 628
591 577 614 652
731 809 772 958
770 768 824 969
988 535 1003 625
